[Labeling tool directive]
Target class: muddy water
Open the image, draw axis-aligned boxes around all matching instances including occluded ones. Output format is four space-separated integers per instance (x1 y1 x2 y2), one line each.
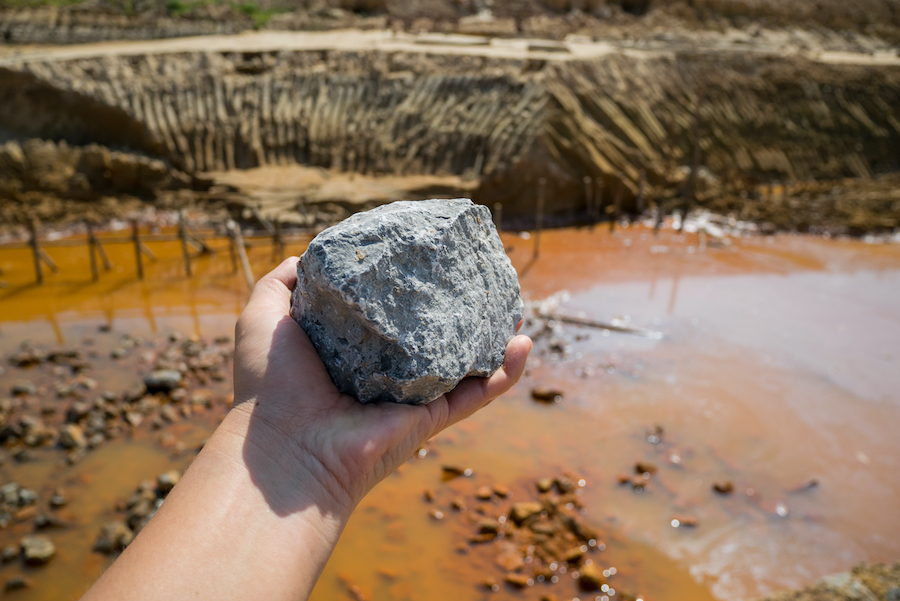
1 224 899 600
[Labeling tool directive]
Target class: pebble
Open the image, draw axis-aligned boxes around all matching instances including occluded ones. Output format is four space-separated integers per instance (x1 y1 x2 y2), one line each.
530 387 564 403
143 370 183 393
1 546 17 563
577 564 607 591
510 502 543 525
59 424 87 449
93 522 134 554
20 535 55 565
157 470 181 494
475 485 493 500
712 481 734 494
10 382 36 396
4 576 30 591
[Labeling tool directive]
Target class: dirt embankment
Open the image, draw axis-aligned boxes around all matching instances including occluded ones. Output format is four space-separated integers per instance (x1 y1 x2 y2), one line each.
2 36 899 233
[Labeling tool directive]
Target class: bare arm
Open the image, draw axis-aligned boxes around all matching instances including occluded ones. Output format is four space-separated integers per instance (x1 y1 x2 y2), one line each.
82 257 532 600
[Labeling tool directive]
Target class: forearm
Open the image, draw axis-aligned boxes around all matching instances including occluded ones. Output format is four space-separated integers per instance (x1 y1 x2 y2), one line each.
83 407 350 601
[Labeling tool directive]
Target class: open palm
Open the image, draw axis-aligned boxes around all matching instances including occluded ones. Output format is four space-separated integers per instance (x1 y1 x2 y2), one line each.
231 257 531 517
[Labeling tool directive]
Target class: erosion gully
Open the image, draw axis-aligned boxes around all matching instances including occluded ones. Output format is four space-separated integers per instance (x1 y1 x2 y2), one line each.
0 223 898 601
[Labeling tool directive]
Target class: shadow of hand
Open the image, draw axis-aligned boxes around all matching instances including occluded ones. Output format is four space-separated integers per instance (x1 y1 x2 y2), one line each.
232 257 532 518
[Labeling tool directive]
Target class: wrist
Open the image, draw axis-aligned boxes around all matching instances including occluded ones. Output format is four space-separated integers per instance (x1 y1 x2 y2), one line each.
218 398 359 523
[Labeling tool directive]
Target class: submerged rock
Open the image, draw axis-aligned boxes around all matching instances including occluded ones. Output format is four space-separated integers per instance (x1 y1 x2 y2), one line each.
291 199 523 405
20 535 55 565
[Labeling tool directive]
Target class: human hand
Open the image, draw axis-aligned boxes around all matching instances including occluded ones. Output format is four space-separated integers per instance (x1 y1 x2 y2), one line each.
229 257 532 519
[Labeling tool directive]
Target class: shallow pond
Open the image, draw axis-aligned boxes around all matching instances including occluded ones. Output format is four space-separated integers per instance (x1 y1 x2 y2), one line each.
0 223 898 600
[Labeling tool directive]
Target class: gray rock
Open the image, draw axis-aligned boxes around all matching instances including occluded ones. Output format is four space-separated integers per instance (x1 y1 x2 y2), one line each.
291 199 523 405
20 535 55 565
143 370 182 393
10 381 36 396
93 522 133 554
58 424 86 450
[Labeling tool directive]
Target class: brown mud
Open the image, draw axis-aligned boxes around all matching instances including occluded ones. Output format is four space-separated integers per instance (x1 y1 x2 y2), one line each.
1 226 899 600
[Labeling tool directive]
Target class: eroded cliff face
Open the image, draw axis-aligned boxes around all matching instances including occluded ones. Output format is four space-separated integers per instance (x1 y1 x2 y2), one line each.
1 38 899 229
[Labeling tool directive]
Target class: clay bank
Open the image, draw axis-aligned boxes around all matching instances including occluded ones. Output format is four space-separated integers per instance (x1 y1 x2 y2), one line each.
2 26 900 235
0 223 898 600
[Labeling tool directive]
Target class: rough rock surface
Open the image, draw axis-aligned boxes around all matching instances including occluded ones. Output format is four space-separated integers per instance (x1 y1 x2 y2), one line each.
291 198 523 405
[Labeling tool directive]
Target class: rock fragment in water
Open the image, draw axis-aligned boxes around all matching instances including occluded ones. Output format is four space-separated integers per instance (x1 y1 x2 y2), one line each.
291 199 523 405
143 370 183 393
20 535 55 565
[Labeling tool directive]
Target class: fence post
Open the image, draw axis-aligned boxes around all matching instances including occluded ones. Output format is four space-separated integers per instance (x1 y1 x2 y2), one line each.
178 211 192 278
131 221 144 280
87 224 99 282
228 220 254 290
610 175 623 234
28 218 43 285
534 178 546 260
493 203 503 232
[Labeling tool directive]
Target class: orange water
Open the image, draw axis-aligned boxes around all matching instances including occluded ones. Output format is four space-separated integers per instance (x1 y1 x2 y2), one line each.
1 224 899 600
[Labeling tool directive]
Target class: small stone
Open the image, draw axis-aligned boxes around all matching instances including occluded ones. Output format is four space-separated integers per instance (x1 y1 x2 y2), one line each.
157 470 181 495
475 486 493 500
58 424 87 449
478 518 500 534
1 546 17 563
510 502 543 525
450 498 466 512
671 515 699 528
11 382 36 396
143 370 183 393
493 484 510 498
504 573 532 588
563 546 585 564
536 478 553 493
124 412 143 427
17 488 37 506
635 462 658 476
93 522 133 554
49 490 67 508
14 506 37 521
4 576 30 591
291 199 523 405
20 535 55 565
34 513 65 530
423 489 435 502
555 476 576 493
577 564 606 591
159 405 179 422
712 481 734 494
530 387 563 403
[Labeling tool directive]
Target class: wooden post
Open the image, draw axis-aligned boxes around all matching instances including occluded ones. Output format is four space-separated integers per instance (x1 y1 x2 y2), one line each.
228 220 255 290
132 221 144 280
493 203 503 231
594 177 604 225
654 199 665 235
610 176 623 234
680 94 702 233
637 169 646 215
28 218 43 284
583 176 592 222
95 231 112 271
273 218 285 261
533 178 546 260
228 230 238 274
87 224 99 282
178 211 192 278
